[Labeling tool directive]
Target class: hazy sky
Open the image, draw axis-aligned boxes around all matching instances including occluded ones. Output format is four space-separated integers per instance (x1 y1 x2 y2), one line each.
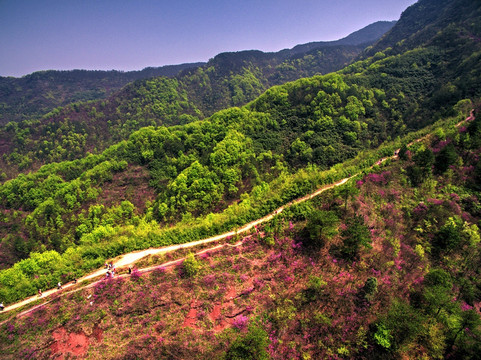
0 0 417 77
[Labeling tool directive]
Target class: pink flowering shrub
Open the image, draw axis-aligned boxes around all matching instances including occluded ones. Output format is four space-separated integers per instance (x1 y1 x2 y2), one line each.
131 268 142 281
232 314 249 331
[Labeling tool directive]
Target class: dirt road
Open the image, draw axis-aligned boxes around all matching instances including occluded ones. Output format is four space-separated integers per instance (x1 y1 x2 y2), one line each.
3 109 475 315
1 177 352 315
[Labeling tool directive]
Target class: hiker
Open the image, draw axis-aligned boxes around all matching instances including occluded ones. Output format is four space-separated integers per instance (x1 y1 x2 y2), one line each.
38 289 43 297
73 279 77 284
104 262 108 269
105 270 111 278
0 302 4 311
57 282 62 290
128 266 132 274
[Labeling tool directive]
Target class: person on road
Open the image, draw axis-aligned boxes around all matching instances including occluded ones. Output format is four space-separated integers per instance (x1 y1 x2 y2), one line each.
57 282 62 290
38 289 43 297
0 302 4 311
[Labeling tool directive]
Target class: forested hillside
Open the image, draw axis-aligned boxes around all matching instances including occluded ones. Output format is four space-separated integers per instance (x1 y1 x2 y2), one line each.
0 0 479 289
0 63 205 124
0 21 395 179
2 105 481 359
0 0 481 358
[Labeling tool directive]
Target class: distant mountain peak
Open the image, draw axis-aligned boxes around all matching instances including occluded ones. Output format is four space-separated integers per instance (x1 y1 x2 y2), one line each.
286 20 397 56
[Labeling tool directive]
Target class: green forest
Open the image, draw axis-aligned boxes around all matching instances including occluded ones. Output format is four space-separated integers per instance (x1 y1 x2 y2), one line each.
0 22 396 180
0 0 481 359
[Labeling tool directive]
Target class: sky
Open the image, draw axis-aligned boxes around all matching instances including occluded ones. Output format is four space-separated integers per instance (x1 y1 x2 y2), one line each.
0 0 417 77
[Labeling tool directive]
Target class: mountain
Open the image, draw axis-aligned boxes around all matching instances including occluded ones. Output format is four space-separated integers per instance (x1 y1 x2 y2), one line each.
0 86 479 360
286 20 397 55
365 0 478 56
1 0 481 358
0 21 396 179
0 21 395 128
0 63 205 124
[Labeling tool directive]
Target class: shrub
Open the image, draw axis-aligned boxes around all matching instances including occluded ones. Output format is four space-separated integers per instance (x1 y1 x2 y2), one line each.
182 253 200 278
374 323 392 349
302 210 339 249
224 324 269 360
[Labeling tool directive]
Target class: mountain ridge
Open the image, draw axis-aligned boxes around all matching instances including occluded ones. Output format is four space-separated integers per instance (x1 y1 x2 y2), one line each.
1 0 481 358
0 20 395 126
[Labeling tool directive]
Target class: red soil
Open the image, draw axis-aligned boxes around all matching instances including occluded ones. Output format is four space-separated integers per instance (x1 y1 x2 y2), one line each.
50 327 89 359
183 300 199 328
209 303 222 324
226 285 236 299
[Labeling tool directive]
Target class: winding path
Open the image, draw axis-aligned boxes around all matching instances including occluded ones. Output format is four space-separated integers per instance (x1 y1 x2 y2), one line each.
1 109 475 317
1 176 352 316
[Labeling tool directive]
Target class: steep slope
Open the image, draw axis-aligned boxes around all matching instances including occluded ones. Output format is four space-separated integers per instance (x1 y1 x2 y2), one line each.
0 0 480 311
1 106 480 360
366 0 478 56
345 0 481 128
0 22 395 179
0 63 204 124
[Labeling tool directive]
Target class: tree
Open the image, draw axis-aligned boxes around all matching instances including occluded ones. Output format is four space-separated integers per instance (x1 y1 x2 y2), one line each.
423 268 455 317
182 253 200 278
338 215 371 261
337 183 359 212
303 210 339 249
224 325 269 360
434 143 457 173
407 147 434 186
433 217 462 255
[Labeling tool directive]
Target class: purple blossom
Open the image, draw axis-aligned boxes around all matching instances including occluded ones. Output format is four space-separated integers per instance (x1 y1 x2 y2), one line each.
253 277 264 288
203 274 216 287
427 198 443 205
232 315 249 330
461 302 473 311
6 323 15 334
291 240 302 249
130 268 142 280
413 202 428 216
432 139 451 153
450 193 460 202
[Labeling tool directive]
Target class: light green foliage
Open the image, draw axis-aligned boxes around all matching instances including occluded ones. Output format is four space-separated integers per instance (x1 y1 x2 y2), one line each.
461 222 480 246
182 253 200 278
414 244 425 259
374 323 392 349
